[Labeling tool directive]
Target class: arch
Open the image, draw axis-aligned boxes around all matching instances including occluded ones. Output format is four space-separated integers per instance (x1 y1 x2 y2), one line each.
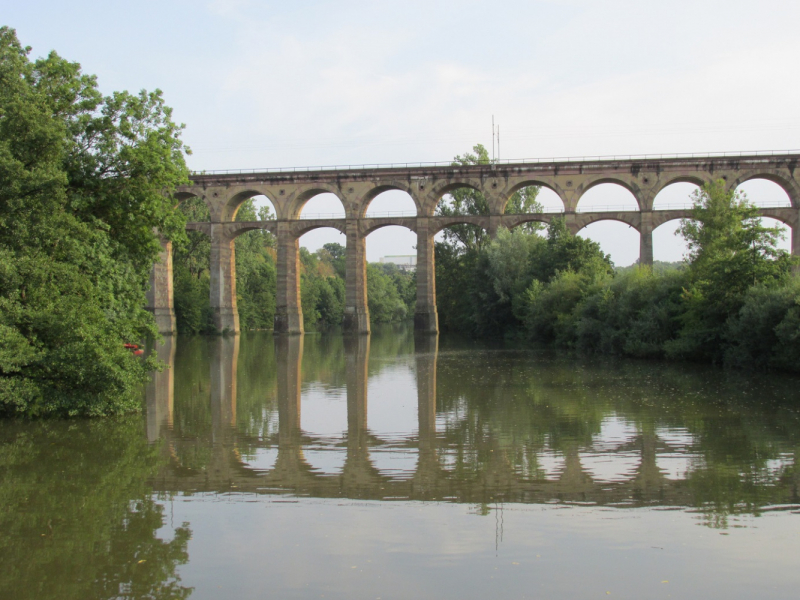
290 185 348 219
431 216 491 236
228 220 278 240
576 180 641 212
360 184 421 217
226 188 281 221
291 220 346 237
361 218 418 237
733 177 794 208
729 172 800 208
576 220 641 267
653 218 691 264
429 180 485 217
574 213 641 230
504 214 554 235
178 194 211 222
173 189 204 207
501 180 567 214
365 224 418 266
652 181 702 211
651 175 708 202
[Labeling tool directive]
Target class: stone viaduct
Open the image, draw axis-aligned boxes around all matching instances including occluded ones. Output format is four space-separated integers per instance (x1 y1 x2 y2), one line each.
145 153 800 335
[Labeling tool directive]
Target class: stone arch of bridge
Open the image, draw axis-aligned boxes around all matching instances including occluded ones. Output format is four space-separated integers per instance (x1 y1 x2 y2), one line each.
732 176 796 208
291 220 347 238
504 214 556 232
652 180 703 211
728 171 800 208
288 185 348 219
574 213 642 231
427 180 484 216
576 178 643 212
361 219 418 237
432 216 491 236
359 184 421 217
227 220 278 240
173 190 208 211
652 176 707 205
175 191 212 223
576 218 642 267
224 189 281 222
498 180 568 215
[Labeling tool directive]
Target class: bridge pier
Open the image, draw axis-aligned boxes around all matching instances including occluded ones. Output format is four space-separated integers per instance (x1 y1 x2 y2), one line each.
210 335 239 436
344 220 370 334
276 335 303 442
274 223 304 334
209 225 240 333
146 237 176 335
639 211 654 267
414 219 439 333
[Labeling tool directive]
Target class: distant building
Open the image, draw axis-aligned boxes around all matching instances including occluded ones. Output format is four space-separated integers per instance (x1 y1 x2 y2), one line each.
379 255 417 271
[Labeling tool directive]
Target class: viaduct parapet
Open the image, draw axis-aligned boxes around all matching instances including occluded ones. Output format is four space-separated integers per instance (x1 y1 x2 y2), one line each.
146 153 800 334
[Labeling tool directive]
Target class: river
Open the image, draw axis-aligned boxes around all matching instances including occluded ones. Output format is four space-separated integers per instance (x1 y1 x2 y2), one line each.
2 327 800 599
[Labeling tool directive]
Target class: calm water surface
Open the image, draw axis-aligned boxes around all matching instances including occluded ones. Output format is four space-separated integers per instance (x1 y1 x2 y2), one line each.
2 327 800 599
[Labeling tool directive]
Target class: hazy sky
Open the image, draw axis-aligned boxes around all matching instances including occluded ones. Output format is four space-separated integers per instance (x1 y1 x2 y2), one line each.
7 1 799 264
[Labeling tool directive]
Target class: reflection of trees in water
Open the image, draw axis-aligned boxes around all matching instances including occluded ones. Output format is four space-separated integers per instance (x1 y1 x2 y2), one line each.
0 418 191 600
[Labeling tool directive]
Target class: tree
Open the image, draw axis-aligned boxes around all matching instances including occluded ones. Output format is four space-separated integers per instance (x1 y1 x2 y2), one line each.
666 180 795 361
0 28 190 416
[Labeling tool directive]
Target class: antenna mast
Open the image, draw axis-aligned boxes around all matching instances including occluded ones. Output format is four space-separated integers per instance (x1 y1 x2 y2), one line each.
492 115 495 162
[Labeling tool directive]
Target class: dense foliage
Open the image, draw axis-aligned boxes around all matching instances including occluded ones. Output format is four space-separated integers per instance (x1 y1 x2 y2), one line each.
0 28 190 416
435 174 800 372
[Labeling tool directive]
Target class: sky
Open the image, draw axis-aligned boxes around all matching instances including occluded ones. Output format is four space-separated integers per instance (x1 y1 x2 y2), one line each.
7 1 799 264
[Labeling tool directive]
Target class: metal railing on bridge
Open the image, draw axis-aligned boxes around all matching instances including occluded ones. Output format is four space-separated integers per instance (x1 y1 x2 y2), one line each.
190 149 800 176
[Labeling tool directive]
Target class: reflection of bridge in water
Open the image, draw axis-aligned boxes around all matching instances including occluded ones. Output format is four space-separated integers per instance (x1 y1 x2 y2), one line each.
146 335 798 509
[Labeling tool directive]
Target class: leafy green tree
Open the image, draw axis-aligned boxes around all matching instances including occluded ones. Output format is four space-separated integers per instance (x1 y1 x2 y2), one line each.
235 200 277 330
321 242 346 279
0 28 189 416
666 180 795 361
367 264 408 322
172 197 213 334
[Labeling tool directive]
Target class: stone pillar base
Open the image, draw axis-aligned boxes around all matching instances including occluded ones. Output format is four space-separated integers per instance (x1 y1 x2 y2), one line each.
151 308 177 336
343 308 370 334
274 307 304 335
213 308 240 334
414 308 439 334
